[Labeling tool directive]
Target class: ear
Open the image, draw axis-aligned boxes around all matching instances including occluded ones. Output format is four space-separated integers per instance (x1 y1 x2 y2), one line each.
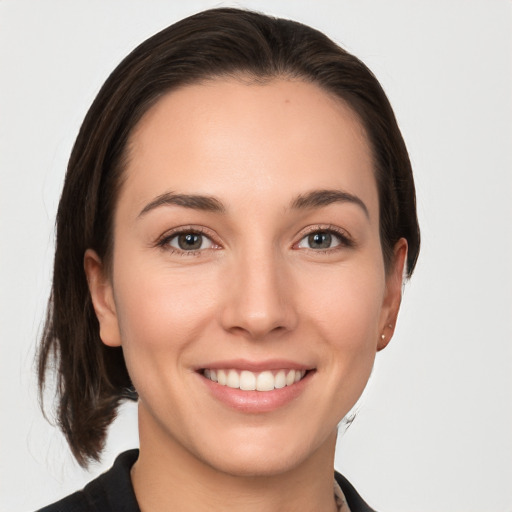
84 249 122 347
377 238 408 351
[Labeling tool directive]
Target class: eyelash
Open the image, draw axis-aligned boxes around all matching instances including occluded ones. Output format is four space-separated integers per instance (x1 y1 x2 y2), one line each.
156 226 220 256
155 224 354 256
294 225 354 253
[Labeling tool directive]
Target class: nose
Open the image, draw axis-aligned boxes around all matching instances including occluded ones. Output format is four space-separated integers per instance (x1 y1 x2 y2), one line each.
219 247 298 340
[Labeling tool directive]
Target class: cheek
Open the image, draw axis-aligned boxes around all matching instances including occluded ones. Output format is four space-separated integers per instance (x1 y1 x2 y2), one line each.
111 264 222 418
303 262 385 334
111 257 219 364
298 258 386 378
288 259 387 424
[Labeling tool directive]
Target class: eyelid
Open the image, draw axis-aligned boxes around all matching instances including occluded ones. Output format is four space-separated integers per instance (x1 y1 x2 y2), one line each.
154 224 353 254
293 224 354 250
155 225 222 253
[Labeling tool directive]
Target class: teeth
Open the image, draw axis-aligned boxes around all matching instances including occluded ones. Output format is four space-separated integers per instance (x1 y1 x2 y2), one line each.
274 370 286 389
227 369 239 388
240 370 256 390
204 368 307 391
217 369 227 385
256 371 275 391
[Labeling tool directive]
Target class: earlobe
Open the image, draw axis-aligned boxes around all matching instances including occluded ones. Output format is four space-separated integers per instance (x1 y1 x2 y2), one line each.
84 249 122 347
377 238 408 351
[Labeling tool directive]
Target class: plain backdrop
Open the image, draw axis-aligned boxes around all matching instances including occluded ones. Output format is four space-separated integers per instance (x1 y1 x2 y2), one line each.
1 1 511 511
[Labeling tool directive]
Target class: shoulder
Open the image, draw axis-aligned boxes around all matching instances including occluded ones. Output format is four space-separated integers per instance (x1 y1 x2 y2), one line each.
36 450 140 512
335 471 378 512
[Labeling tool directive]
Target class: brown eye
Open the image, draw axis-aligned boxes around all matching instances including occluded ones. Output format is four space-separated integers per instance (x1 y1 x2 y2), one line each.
168 232 213 251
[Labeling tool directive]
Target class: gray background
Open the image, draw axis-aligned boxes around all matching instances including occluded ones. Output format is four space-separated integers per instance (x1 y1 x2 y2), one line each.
1 1 511 511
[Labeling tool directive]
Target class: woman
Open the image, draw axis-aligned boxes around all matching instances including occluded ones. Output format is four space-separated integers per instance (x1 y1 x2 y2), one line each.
37 8 419 512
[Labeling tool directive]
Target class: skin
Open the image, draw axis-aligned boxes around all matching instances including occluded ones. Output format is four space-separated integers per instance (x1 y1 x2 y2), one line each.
85 78 406 512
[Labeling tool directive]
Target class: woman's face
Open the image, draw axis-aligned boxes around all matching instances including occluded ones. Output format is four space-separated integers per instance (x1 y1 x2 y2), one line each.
86 78 405 476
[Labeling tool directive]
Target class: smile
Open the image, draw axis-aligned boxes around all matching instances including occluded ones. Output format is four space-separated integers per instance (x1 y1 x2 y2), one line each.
202 368 307 391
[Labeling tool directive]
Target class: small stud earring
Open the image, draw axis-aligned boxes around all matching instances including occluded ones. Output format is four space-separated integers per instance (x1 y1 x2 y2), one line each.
381 334 386 340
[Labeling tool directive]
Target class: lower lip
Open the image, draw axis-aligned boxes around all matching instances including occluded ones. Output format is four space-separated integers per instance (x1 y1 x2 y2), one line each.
200 371 314 413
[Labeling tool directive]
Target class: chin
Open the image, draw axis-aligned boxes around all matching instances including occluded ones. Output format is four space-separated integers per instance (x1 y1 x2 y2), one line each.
194 425 336 479
204 447 308 478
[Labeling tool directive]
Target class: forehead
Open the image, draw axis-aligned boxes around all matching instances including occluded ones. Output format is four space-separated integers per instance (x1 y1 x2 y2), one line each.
120 78 377 219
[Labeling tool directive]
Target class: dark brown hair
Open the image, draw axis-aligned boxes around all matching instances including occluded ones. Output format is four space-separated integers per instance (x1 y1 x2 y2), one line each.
38 7 420 467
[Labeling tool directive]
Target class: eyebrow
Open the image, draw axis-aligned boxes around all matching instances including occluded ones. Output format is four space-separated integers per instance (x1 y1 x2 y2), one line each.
138 192 225 217
291 189 369 218
138 188 369 219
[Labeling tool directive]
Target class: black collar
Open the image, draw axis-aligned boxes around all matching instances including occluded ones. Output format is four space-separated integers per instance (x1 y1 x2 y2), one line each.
38 449 377 512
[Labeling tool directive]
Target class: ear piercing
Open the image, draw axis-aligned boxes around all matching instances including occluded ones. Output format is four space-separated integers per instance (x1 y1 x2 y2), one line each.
380 323 394 340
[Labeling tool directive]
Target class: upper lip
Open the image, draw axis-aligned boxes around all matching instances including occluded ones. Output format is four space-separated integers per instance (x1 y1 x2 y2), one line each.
195 359 313 372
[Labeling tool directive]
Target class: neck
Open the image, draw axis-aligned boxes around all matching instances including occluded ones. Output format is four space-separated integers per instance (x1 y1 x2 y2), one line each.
131 406 339 512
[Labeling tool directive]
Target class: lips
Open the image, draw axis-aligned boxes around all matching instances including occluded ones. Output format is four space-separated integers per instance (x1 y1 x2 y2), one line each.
197 360 314 412
203 368 307 391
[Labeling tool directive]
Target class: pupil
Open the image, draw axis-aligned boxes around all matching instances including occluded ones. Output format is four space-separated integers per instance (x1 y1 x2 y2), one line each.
178 233 201 250
309 232 331 249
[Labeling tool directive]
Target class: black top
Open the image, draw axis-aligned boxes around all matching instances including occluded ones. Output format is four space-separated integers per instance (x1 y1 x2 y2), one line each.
37 450 376 512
